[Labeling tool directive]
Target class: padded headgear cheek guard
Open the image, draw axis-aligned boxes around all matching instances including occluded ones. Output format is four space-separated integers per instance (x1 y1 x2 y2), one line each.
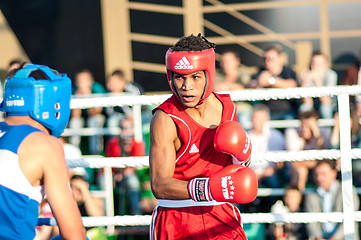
0 64 72 138
166 48 215 104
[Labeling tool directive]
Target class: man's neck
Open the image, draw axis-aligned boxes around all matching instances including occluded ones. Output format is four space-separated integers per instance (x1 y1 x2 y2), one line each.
185 94 222 128
5 116 49 134
269 65 283 76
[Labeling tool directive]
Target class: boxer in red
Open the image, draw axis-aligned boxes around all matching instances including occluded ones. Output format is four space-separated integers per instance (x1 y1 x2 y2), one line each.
149 33 258 240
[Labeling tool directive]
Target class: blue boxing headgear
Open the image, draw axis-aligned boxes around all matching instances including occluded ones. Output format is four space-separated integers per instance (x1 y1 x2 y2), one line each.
0 64 72 137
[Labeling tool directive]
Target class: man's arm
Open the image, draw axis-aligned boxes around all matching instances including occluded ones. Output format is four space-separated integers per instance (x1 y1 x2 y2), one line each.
271 77 298 88
149 110 189 200
35 134 86 239
257 70 297 88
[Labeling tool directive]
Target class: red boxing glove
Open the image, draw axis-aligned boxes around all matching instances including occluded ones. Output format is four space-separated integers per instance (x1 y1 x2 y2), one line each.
188 165 258 204
209 164 258 203
214 120 252 166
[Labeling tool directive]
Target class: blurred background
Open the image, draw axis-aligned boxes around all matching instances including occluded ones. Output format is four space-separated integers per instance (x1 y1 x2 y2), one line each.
0 0 361 92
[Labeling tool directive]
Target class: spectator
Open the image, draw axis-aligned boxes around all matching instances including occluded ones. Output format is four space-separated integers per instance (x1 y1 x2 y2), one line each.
299 50 338 119
105 116 144 215
329 110 361 149
270 185 307 240
329 110 361 187
70 175 104 217
214 49 252 91
214 49 254 125
304 160 359 240
247 104 288 212
69 68 106 155
340 46 361 107
247 104 287 189
252 45 298 120
59 136 89 180
285 110 330 190
105 69 142 135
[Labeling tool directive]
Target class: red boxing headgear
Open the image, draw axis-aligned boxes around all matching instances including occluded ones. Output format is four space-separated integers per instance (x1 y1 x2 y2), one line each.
166 48 215 104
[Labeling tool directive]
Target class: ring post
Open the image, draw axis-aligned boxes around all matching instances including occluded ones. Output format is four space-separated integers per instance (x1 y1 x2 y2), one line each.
338 93 355 240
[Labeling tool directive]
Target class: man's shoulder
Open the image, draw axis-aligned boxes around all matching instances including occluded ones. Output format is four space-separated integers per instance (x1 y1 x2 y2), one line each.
281 65 296 75
270 128 285 139
92 81 106 93
152 95 179 115
125 82 142 95
23 131 61 148
214 92 231 101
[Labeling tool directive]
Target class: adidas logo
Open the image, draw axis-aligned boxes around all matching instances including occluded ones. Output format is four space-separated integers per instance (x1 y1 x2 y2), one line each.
189 143 199 153
174 57 194 70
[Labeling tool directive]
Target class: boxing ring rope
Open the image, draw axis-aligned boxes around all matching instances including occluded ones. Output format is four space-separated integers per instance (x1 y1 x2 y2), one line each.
37 211 361 226
70 85 361 108
51 86 361 238
65 149 361 169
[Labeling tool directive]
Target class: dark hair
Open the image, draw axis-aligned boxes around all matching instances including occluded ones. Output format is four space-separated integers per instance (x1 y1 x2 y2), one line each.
264 44 283 55
6 62 60 80
316 159 336 170
70 174 87 182
111 69 125 79
298 110 320 120
8 59 23 68
76 68 93 77
170 33 215 52
311 50 329 62
221 49 240 60
252 103 270 115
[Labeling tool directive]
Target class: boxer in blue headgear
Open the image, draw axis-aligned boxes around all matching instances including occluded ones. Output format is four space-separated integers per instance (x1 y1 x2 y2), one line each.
0 64 87 239
1 64 71 137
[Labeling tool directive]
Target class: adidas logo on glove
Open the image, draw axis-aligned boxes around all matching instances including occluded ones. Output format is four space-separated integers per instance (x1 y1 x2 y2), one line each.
174 57 194 70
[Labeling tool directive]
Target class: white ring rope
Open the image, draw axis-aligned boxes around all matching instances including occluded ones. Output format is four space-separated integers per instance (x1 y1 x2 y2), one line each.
38 211 361 226
67 149 361 169
67 156 149 168
70 85 361 109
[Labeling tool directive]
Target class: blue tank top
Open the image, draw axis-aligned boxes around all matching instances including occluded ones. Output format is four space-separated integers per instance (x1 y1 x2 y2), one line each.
0 122 44 239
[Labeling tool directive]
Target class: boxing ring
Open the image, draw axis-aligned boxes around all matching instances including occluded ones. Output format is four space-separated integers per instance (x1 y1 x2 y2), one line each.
39 85 361 239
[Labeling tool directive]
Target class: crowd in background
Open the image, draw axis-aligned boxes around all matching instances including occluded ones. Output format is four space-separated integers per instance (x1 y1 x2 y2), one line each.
1 44 361 240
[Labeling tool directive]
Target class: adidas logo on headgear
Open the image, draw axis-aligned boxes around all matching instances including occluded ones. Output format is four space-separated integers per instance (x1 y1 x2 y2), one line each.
174 56 194 70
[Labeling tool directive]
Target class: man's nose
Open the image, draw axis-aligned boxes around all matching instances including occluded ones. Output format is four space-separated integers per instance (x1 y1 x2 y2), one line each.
182 78 193 90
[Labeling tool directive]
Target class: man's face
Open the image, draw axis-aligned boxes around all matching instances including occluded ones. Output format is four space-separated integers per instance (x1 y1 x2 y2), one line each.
173 71 206 108
311 54 327 70
220 52 240 73
264 49 282 71
314 162 337 191
75 72 93 91
284 189 302 212
107 75 126 93
300 117 317 140
252 110 269 133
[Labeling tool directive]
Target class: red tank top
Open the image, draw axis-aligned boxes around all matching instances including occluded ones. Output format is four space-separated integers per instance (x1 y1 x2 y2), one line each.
153 93 238 181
